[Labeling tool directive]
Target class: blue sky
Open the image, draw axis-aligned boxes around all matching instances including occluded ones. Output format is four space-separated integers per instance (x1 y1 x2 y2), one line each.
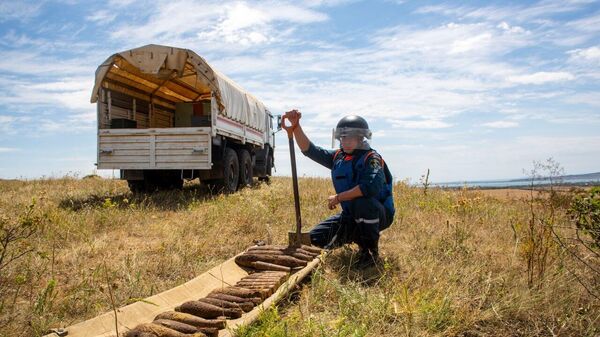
0 0 598 183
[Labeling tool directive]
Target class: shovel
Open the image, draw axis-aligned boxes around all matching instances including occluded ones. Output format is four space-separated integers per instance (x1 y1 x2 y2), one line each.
281 114 311 247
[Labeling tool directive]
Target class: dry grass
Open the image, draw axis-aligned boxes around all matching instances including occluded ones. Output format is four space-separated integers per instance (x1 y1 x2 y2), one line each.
0 177 598 337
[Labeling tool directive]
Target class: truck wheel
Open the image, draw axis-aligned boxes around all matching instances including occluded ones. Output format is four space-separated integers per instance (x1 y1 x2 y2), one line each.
128 180 145 193
238 149 253 187
222 148 239 193
258 154 272 183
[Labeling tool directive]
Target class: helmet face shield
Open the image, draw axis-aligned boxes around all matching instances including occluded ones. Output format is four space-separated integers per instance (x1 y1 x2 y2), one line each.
334 126 372 140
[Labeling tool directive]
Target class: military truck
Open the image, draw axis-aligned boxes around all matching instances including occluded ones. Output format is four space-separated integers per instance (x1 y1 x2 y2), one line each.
91 44 275 192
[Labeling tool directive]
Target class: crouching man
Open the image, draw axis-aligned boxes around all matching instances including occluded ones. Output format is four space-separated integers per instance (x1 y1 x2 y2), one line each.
281 110 395 268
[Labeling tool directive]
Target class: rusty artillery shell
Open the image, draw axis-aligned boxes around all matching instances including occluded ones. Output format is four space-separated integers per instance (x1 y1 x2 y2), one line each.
175 300 242 319
207 292 261 305
236 254 296 268
241 273 287 280
294 247 319 257
124 323 206 337
236 280 277 287
246 270 289 277
239 253 307 268
210 286 267 299
251 261 291 272
196 327 219 337
236 279 279 286
290 252 314 261
245 249 313 262
232 285 274 297
154 311 225 329
153 319 198 334
198 297 253 313
300 245 322 254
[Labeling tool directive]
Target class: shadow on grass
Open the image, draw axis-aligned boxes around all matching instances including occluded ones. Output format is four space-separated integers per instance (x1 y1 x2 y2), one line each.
59 181 266 212
325 246 394 287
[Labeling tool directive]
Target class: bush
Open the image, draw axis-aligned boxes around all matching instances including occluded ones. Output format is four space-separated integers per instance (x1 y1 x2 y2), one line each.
569 187 600 247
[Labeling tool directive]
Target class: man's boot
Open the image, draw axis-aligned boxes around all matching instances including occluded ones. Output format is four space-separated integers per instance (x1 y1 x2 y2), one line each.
355 247 379 269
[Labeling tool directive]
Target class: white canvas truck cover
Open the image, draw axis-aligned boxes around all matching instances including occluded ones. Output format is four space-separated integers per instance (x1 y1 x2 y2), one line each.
91 44 267 132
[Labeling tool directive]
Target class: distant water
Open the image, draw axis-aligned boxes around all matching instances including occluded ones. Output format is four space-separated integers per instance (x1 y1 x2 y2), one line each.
431 176 600 189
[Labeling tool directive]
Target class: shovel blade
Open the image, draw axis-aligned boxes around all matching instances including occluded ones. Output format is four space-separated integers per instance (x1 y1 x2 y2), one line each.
288 231 311 247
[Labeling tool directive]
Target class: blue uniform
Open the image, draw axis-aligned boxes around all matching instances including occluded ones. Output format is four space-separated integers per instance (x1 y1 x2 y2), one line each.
302 142 395 250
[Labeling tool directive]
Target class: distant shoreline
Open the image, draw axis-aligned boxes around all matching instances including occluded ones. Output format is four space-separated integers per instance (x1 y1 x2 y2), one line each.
429 181 600 190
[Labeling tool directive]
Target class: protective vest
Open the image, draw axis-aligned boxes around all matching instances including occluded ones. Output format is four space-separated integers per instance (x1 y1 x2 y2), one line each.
331 149 395 217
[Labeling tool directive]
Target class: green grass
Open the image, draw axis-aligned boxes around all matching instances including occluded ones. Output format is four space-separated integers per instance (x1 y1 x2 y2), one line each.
0 177 598 336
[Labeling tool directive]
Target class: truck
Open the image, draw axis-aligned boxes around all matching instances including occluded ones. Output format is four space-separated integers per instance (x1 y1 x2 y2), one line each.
90 44 275 193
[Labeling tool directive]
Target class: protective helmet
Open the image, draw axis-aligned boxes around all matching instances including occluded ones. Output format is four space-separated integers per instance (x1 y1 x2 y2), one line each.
334 115 372 140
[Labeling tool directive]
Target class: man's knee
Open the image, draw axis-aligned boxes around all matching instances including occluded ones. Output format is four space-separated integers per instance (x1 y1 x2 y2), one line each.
309 227 328 247
349 197 383 219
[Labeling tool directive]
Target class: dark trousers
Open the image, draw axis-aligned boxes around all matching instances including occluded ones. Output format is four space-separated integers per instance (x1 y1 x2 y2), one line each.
309 197 392 250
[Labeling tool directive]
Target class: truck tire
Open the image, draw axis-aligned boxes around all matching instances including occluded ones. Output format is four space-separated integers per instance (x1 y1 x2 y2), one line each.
238 149 253 187
222 148 239 193
128 180 145 193
258 154 272 183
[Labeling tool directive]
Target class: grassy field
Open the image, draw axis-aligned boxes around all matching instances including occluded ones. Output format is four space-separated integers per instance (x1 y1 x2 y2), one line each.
0 177 598 337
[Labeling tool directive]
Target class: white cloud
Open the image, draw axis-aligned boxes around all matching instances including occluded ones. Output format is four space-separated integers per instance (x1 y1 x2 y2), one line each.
507 71 575 84
0 147 19 153
497 21 525 34
568 46 600 61
0 1 44 22
481 120 519 128
449 33 493 54
110 0 328 47
85 10 117 24
391 119 453 129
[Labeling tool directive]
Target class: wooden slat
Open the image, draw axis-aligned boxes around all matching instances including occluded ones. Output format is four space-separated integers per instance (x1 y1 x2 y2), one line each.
100 135 149 142
155 149 205 155
99 143 150 150
155 135 208 142
155 158 209 163
154 143 208 150
106 71 157 95
102 81 176 109
100 127 210 135
111 150 151 156
99 156 150 163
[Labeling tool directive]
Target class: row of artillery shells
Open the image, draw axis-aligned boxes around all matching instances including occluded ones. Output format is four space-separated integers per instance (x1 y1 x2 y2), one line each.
123 247 319 337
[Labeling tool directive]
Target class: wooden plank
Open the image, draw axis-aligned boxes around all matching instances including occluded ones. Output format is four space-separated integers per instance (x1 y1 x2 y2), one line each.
156 133 208 139
155 149 207 155
154 144 208 151
100 136 150 142
98 143 150 150
106 72 156 95
102 81 176 110
155 136 208 142
99 156 150 163
97 163 152 170
99 127 210 135
110 150 151 156
155 159 210 164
